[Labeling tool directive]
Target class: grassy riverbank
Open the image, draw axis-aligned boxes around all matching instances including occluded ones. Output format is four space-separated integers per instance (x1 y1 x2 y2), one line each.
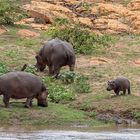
0 23 140 128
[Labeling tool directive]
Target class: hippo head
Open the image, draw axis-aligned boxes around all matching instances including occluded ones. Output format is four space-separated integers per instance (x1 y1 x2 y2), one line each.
106 80 116 91
35 55 46 72
37 91 48 107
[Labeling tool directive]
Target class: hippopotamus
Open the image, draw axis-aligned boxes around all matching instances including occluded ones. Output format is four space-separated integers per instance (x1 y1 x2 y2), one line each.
0 71 48 108
106 77 131 95
35 39 76 77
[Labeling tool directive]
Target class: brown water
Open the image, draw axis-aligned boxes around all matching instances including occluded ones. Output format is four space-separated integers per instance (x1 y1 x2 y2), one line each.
0 126 140 140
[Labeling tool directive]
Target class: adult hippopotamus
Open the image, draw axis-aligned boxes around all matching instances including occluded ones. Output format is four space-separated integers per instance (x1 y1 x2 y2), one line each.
35 39 76 77
106 76 131 95
0 71 48 108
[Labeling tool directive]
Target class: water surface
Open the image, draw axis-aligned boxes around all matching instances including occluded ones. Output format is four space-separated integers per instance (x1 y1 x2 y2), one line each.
0 128 140 140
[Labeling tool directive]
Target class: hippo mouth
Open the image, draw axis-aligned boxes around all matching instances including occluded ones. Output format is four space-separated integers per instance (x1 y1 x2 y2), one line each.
106 88 111 91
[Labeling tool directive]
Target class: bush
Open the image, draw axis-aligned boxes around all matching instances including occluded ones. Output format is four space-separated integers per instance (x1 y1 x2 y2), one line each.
58 72 91 93
73 74 91 93
58 71 76 84
54 17 70 25
43 76 75 103
0 0 24 24
0 63 8 75
48 24 117 54
23 65 37 74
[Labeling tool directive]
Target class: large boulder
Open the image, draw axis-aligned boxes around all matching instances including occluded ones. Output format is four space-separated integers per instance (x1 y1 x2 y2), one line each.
127 0 140 11
93 18 131 34
23 1 76 23
91 2 140 34
17 29 40 38
20 0 140 34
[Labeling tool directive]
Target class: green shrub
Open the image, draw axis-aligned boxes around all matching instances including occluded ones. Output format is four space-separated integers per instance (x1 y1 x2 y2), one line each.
0 0 24 24
43 76 75 103
73 74 91 93
54 17 70 25
48 24 117 54
58 71 76 84
0 63 8 75
23 65 37 74
58 72 91 93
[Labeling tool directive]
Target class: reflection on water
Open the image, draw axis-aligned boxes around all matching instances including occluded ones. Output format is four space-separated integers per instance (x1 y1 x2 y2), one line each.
0 129 140 140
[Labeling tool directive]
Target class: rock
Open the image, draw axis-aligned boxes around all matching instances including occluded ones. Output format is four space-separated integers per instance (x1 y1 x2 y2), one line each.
19 0 140 34
16 18 34 24
91 3 129 16
91 2 140 34
77 17 93 27
0 25 8 35
134 59 140 65
0 28 6 35
23 1 76 23
93 18 131 34
30 23 48 30
17 29 40 38
127 0 140 11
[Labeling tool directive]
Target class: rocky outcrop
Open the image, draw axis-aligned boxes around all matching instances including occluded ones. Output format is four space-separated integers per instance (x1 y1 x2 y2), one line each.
91 2 140 34
21 0 140 34
128 0 140 11
23 1 76 23
17 29 40 38
0 25 8 35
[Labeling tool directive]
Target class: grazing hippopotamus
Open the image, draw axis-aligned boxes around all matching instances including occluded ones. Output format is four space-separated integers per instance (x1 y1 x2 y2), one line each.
35 39 76 77
106 77 131 95
0 71 48 108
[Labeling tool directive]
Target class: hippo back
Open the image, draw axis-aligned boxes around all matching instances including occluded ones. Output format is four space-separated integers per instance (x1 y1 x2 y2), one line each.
115 77 130 90
0 71 45 99
40 39 75 66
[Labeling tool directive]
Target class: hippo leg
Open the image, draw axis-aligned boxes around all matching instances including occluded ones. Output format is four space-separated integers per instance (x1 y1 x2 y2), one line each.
69 64 74 71
54 67 60 78
128 88 131 95
3 95 10 108
48 65 53 75
29 99 33 107
50 65 60 78
25 98 32 108
114 89 119 96
123 90 126 95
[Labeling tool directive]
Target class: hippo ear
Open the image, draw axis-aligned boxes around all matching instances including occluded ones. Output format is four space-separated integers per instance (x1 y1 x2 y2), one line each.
111 80 116 85
108 81 111 84
112 80 115 83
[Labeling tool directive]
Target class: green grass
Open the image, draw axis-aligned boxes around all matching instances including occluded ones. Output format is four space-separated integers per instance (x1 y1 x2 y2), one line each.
0 21 140 128
0 99 108 127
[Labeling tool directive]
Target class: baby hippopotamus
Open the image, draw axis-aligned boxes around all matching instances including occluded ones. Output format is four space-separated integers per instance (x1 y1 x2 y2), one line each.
106 77 131 95
0 71 48 108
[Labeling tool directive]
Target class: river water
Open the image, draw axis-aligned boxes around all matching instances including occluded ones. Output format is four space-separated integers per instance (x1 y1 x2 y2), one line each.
0 128 140 140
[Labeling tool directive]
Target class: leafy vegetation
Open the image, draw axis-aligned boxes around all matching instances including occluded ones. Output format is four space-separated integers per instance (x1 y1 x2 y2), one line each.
0 63 8 75
58 71 76 84
0 0 26 24
47 24 117 54
59 72 91 93
54 17 70 25
23 65 37 74
73 74 91 93
43 76 75 103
